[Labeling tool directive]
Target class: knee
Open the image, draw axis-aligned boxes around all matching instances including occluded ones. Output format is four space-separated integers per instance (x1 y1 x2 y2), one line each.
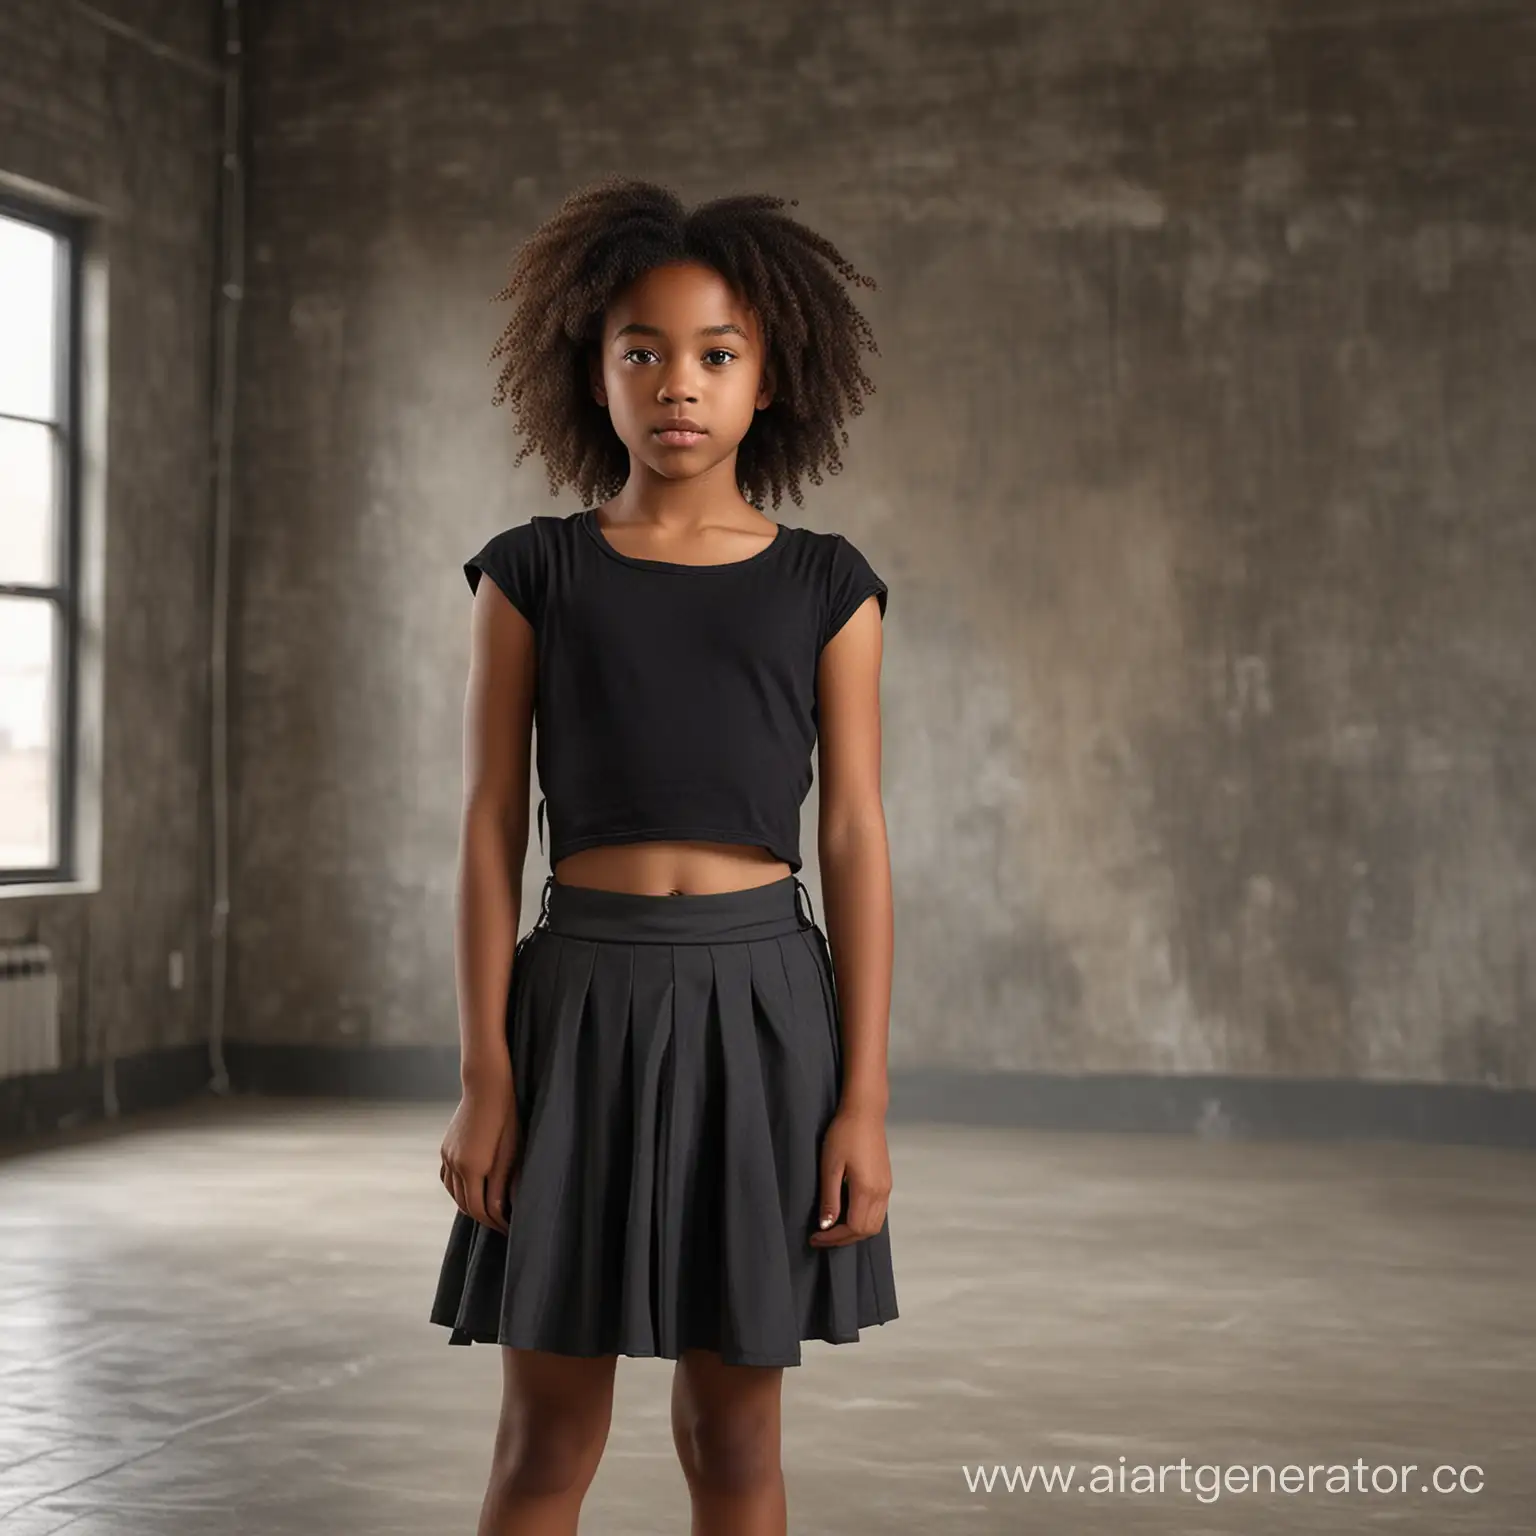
492 1408 609 1500
678 1404 781 1494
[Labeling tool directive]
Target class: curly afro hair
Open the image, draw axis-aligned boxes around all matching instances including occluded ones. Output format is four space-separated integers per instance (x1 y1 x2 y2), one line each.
487 176 879 511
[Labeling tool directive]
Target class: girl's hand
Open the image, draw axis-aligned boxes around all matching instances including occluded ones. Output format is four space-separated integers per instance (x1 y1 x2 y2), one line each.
439 1068 519 1234
809 1105 892 1247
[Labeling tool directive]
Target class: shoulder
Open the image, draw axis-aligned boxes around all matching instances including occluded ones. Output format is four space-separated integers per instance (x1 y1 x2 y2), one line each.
463 513 579 622
786 525 889 646
782 524 875 574
817 525 890 638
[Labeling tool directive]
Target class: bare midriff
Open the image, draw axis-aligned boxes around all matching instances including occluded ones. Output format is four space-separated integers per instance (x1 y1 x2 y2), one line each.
552 840 792 897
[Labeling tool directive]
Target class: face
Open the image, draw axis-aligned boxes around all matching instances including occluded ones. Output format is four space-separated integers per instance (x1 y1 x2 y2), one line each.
590 260 774 484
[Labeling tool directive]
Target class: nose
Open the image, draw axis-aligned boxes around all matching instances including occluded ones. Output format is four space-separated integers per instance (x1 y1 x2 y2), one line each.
658 361 701 403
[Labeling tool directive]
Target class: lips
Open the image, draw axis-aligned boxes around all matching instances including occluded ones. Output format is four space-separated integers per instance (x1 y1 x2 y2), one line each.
654 421 707 448
654 417 705 434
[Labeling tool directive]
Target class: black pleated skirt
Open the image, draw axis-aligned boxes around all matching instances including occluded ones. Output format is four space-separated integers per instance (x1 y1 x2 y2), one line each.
429 872 898 1368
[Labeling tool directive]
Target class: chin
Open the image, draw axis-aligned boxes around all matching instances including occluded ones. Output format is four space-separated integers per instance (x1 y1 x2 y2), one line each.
644 447 726 476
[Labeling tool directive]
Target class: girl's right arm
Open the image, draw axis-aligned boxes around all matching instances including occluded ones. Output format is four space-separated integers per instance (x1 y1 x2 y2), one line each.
439 577 537 1232
457 574 536 1081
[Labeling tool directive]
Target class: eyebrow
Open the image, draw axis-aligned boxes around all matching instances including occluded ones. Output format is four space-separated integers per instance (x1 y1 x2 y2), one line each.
612 322 749 340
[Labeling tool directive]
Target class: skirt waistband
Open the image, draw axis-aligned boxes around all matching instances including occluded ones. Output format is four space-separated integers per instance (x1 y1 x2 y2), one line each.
529 872 817 944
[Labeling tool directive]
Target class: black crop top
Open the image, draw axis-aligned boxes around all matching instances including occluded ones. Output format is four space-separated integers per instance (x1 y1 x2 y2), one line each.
464 507 888 875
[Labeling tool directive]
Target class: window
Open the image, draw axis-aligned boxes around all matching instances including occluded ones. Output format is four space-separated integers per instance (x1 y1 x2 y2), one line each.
0 198 82 883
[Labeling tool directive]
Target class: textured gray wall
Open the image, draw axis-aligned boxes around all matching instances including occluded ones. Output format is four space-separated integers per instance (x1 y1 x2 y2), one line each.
0 0 216 1073
226 0 1531 1090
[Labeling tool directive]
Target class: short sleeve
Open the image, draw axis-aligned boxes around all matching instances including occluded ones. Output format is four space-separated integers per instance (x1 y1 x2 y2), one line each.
464 520 543 628
821 533 888 648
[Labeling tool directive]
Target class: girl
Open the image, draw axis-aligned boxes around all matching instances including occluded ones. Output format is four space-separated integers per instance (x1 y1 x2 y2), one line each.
430 176 898 1536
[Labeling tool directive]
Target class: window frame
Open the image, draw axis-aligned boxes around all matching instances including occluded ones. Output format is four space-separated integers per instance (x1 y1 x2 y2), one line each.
0 192 84 886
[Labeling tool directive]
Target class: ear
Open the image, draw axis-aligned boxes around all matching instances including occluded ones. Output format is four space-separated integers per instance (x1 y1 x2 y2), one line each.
589 346 607 409
756 360 775 412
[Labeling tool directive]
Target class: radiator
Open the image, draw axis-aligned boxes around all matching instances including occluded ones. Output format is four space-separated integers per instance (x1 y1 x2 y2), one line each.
0 944 61 1081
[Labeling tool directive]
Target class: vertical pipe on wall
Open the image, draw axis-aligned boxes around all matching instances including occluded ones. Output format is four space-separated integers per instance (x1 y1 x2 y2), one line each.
205 0 245 1096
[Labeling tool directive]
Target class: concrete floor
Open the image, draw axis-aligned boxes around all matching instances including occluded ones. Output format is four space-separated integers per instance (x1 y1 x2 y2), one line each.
0 1097 1532 1535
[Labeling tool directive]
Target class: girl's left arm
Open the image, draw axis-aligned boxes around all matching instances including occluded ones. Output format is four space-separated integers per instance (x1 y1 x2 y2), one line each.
809 591 894 1247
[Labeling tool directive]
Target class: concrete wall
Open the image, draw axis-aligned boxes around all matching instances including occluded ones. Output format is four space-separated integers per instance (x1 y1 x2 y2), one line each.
231 0 1535 1092
6 0 1529 1135
0 1 217 1091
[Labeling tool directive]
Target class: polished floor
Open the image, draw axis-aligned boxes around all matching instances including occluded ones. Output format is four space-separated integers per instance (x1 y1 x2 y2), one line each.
0 1095 1532 1534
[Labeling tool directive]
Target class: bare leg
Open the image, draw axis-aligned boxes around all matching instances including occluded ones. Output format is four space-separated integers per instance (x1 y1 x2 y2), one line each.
477 1347 618 1536
671 1348 787 1536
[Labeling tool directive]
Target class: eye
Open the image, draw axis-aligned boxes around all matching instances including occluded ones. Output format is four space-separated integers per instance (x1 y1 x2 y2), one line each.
620 346 736 366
